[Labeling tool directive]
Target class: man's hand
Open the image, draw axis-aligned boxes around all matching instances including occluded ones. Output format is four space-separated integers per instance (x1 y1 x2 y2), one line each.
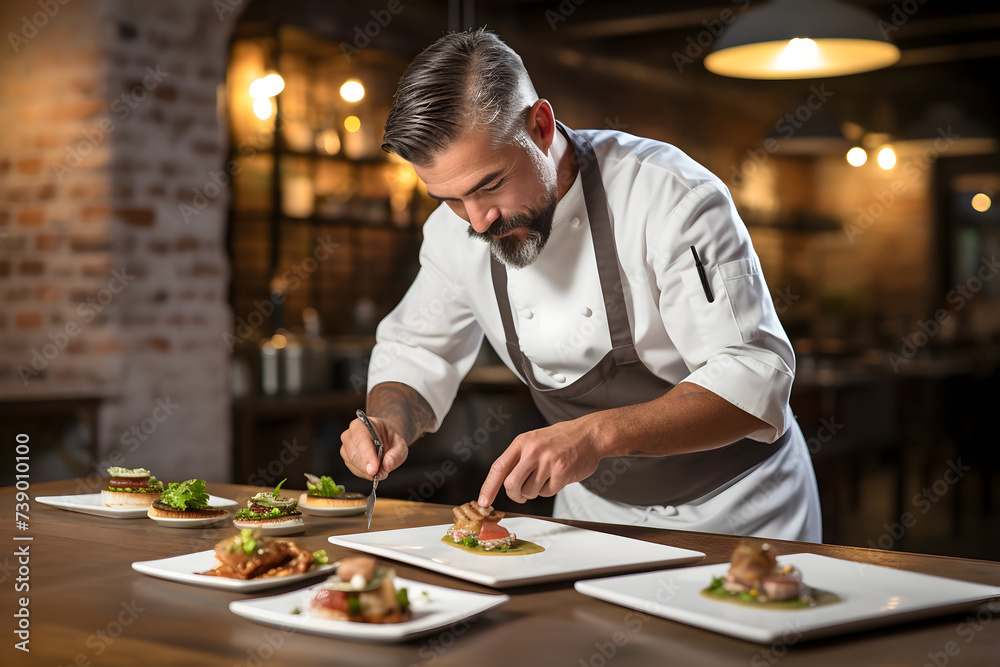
339 382 436 482
340 416 409 481
478 416 603 506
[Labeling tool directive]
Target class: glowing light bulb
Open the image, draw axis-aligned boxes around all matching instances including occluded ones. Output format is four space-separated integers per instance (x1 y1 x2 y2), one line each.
877 146 896 170
270 333 287 350
316 130 341 155
340 80 365 102
253 96 272 120
972 193 992 212
846 147 867 167
249 73 285 99
344 115 361 133
774 37 820 72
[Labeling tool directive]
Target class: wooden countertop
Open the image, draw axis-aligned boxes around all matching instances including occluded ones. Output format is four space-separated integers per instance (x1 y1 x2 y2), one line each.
4 480 999 666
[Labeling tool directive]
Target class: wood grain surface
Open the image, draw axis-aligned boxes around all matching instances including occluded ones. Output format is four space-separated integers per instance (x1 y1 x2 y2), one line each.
2 480 998 667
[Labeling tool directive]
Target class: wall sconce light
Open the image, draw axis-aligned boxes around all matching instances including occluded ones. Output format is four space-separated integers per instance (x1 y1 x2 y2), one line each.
705 0 900 79
971 193 992 213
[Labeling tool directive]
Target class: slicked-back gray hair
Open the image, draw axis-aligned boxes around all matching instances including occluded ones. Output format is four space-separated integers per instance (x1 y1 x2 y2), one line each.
382 29 537 166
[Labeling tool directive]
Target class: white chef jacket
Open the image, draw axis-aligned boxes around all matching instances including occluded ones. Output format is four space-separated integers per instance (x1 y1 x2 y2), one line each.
368 128 821 542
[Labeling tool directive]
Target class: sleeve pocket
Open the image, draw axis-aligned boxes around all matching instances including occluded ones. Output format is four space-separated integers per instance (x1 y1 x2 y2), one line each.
679 264 743 353
719 257 765 343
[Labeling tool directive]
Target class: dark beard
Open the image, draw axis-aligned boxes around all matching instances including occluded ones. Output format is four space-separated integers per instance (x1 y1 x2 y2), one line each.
466 196 556 269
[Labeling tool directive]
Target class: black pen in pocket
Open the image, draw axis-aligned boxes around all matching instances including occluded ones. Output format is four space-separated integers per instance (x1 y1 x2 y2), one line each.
690 245 714 303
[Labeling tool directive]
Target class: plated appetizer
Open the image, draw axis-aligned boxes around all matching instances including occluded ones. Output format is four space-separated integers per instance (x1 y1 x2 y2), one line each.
101 467 163 507
310 556 410 624
442 501 544 555
199 528 328 580
704 541 840 609
148 479 229 520
299 473 366 508
234 479 304 531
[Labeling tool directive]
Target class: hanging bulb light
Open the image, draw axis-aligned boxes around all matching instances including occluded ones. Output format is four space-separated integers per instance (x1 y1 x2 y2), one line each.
846 146 867 167
877 145 896 170
340 80 365 102
249 73 285 99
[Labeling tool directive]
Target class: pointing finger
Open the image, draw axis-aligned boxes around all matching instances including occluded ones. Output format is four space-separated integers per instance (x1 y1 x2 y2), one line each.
479 444 519 507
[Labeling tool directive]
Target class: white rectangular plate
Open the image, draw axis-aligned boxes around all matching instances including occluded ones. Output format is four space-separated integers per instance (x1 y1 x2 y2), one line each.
131 550 336 592
328 517 704 587
574 552 1000 644
229 578 508 643
36 493 237 519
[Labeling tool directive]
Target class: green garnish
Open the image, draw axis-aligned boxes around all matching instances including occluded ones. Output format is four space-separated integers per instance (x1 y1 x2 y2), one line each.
312 550 329 566
160 479 210 510
396 587 409 611
707 576 726 595
235 506 288 520
347 596 361 616
305 474 344 498
240 528 258 556
106 484 163 493
705 575 812 607
459 535 479 548
291 607 301 615
248 481 297 510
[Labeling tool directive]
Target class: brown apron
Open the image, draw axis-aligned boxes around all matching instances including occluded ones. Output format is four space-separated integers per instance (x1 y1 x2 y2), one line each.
490 124 789 506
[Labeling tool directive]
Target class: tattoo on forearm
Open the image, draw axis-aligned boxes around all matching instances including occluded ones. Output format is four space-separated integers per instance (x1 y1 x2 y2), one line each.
367 382 436 445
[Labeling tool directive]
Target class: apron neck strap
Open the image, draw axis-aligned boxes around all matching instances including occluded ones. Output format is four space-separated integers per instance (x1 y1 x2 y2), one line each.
559 122 634 352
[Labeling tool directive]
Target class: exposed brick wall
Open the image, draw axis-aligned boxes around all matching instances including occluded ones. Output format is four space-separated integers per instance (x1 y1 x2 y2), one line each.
813 146 933 321
0 0 240 482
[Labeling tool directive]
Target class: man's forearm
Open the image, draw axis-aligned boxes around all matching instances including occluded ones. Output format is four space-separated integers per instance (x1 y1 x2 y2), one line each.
588 381 772 459
367 382 437 446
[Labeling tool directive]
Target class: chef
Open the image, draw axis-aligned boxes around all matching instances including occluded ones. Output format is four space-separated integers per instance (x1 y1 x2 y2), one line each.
339 29 822 542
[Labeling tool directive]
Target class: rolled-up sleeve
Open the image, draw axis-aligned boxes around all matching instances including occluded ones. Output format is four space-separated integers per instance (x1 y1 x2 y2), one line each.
650 182 795 443
366 214 484 432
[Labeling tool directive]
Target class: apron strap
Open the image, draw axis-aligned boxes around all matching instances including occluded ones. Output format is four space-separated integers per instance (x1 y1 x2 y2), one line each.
559 123 637 357
490 257 531 382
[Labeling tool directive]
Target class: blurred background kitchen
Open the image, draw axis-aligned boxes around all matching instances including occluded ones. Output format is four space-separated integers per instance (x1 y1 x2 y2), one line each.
1 0 998 559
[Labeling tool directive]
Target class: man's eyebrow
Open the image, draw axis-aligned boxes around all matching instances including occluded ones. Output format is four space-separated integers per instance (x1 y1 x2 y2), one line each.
426 170 505 202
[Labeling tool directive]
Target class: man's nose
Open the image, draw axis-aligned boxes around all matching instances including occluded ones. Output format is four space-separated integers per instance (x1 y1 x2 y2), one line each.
466 201 500 234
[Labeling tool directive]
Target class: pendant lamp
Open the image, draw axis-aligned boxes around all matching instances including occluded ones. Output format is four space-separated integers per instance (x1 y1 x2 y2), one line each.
704 0 900 79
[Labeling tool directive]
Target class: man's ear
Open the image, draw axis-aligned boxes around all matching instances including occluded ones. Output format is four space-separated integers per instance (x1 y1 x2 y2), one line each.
526 99 556 152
